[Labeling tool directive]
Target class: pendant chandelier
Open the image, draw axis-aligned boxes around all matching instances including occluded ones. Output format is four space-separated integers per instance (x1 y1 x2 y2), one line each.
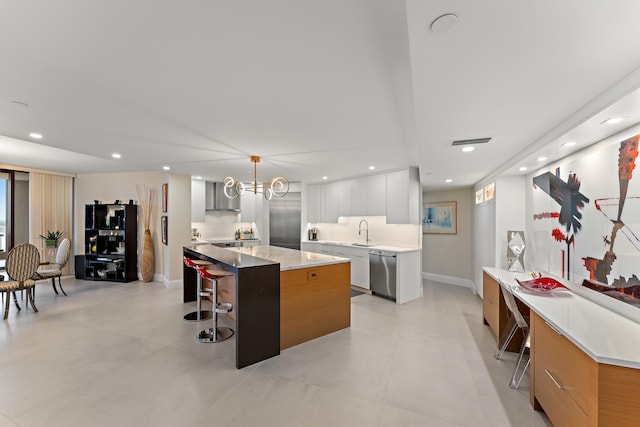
223 156 290 200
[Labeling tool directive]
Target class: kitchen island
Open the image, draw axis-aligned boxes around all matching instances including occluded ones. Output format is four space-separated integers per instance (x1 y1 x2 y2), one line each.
183 245 350 368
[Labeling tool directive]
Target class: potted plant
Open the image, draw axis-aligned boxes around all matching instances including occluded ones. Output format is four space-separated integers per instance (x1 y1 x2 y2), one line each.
39 230 64 247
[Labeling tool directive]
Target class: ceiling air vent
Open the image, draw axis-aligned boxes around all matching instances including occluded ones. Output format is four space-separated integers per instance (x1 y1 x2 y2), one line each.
451 137 492 146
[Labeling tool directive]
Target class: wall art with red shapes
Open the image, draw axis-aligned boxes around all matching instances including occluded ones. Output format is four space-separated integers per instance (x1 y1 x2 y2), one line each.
531 133 640 308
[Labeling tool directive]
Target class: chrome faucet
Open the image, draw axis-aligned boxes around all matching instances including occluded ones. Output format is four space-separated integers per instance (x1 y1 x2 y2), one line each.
358 220 370 245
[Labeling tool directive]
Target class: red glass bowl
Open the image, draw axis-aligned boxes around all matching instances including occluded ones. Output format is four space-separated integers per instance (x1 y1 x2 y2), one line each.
516 277 567 293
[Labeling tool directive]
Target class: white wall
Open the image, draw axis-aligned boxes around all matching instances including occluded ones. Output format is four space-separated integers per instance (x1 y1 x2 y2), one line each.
75 172 162 280
473 198 495 297
472 176 526 296
422 188 474 287
494 176 526 269
165 174 191 284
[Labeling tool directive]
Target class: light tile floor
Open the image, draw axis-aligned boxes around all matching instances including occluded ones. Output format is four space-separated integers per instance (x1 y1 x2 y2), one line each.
0 278 551 427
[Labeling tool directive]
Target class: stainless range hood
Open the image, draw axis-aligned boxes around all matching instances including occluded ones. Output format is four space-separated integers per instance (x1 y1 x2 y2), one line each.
205 182 241 211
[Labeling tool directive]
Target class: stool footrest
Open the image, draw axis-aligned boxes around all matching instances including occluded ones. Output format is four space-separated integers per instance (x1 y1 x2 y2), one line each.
196 326 234 343
183 310 213 322
215 302 233 314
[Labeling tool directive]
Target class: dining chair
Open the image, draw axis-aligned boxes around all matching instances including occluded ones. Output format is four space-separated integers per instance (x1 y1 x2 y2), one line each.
34 238 71 296
3 243 40 320
494 280 530 389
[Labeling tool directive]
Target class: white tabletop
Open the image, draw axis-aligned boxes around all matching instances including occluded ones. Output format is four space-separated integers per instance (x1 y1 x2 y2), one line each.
484 267 640 369
226 245 349 271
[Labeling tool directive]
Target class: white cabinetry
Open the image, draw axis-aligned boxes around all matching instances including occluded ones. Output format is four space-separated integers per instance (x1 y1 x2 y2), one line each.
306 184 322 223
367 174 386 216
385 169 420 224
332 245 370 289
303 243 370 289
304 167 420 224
300 242 318 252
395 250 422 304
352 177 368 216
191 180 206 222
337 180 353 217
322 182 339 223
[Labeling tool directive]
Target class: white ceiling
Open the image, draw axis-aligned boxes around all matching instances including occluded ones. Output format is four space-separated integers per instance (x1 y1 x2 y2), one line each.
2 1 640 191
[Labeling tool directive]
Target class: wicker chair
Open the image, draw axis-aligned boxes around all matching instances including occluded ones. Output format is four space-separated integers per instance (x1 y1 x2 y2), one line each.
34 238 71 296
2 243 40 320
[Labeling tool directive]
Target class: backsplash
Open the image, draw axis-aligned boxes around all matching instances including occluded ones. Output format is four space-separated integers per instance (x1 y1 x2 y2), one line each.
192 211 258 240
305 216 421 248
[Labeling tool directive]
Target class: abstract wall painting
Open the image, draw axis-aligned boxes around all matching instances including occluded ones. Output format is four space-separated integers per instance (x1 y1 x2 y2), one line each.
423 201 457 234
531 132 640 309
532 170 589 280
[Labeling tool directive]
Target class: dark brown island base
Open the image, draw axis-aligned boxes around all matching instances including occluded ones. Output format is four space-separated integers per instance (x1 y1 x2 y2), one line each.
183 245 351 369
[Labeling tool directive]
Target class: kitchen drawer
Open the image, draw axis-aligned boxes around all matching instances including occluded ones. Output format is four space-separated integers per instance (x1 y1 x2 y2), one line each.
534 314 597 426
535 362 592 427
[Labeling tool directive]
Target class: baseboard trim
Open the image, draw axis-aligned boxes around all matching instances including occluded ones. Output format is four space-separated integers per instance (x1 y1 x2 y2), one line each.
423 272 475 293
164 278 182 289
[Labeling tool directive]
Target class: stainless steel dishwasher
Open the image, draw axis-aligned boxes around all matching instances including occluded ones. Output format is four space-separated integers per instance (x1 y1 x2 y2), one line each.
369 250 397 301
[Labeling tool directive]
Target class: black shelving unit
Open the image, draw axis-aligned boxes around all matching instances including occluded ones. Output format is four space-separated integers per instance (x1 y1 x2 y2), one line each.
77 203 138 282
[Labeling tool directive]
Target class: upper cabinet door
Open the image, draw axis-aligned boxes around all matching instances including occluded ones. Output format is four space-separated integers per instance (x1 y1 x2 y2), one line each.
367 174 386 216
322 182 339 223
191 180 206 222
351 177 368 217
337 180 353 218
386 169 409 224
306 184 322 223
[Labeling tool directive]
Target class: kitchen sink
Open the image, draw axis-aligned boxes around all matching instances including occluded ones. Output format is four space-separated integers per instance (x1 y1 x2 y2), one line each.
351 243 376 247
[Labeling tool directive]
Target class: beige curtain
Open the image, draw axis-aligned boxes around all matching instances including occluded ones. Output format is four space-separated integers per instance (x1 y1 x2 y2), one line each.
29 173 74 275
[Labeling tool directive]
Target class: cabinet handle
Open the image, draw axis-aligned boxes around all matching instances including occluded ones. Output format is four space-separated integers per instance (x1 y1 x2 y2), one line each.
545 369 564 390
544 321 563 336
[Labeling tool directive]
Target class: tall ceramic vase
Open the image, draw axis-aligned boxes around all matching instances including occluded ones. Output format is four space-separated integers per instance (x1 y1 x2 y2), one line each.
141 229 154 282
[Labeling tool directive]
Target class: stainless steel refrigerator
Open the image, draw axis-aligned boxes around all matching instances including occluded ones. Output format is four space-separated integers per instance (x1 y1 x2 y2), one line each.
269 192 301 250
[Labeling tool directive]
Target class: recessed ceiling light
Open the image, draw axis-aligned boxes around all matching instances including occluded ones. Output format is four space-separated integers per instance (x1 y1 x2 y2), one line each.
445 179 453 183
519 166 528 171
561 141 577 147
462 146 474 152
368 166 375 170
537 156 547 162
29 133 43 139
430 13 458 33
602 117 624 125
162 166 170 171
322 176 328 180
112 153 122 159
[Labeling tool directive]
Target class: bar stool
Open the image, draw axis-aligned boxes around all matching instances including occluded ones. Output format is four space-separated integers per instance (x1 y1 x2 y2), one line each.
183 256 213 322
195 266 234 343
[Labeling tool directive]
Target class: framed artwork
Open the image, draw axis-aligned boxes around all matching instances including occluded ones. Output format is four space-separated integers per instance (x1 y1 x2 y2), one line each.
161 215 168 245
475 189 484 204
423 201 457 234
161 183 168 213
484 182 495 201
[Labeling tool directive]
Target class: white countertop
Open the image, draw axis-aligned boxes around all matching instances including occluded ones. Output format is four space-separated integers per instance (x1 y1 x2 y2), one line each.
484 267 640 369
226 245 350 271
305 240 420 253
